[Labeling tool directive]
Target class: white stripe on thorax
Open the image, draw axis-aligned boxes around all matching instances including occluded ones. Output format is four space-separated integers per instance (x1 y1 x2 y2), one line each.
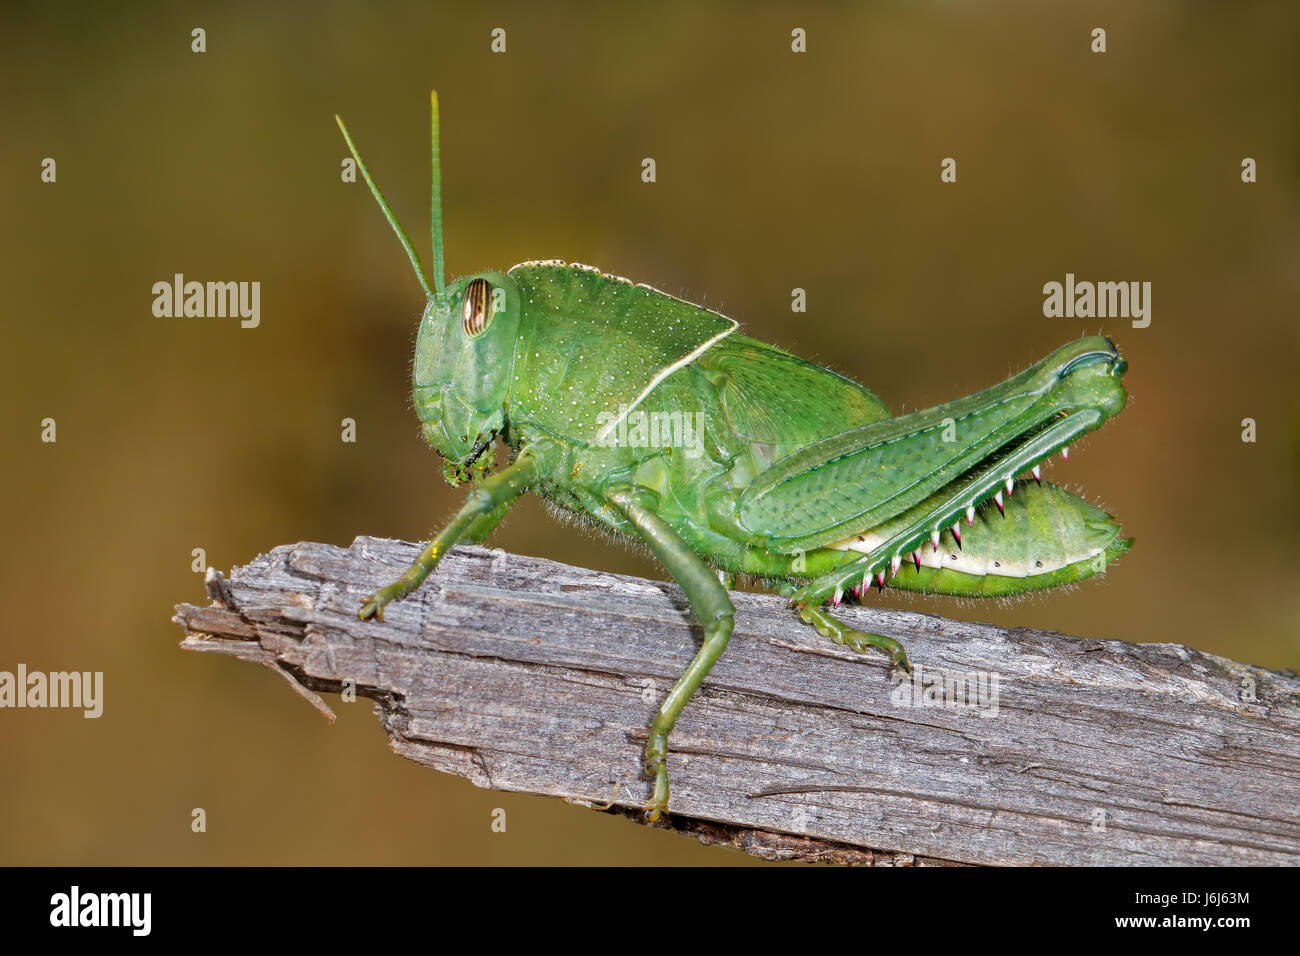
593 319 738 442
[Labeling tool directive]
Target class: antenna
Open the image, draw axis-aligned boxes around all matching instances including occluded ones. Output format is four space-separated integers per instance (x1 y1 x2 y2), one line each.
334 113 434 298
430 91 446 294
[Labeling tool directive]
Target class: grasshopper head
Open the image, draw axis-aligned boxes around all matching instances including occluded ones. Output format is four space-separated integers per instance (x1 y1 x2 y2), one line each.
413 272 522 468
336 94 526 478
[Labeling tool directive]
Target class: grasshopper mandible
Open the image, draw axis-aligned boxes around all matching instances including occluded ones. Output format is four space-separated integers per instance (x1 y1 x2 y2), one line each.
336 93 1130 820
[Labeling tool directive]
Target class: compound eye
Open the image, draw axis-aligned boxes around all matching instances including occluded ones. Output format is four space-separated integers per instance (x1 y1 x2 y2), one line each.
462 278 493 337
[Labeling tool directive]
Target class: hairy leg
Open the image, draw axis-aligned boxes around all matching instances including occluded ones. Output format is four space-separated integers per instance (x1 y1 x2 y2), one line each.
606 485 735 821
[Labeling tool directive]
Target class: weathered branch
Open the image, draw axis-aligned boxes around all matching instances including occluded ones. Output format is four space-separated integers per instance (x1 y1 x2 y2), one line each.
173 537 1300 865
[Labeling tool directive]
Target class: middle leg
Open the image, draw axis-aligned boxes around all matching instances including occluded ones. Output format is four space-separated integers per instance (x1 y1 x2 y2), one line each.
605 485 735 822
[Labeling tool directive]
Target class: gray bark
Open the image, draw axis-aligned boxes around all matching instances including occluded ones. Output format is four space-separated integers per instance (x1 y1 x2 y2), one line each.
173 537 1300 865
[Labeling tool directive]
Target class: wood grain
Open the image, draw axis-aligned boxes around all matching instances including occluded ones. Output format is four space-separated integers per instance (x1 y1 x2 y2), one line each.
174 537 1300 865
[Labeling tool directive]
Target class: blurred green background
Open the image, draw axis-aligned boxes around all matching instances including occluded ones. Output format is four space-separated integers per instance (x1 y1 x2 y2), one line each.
1 0 1297 864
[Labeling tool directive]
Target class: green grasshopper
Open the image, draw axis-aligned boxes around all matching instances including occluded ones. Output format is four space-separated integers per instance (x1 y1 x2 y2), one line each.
336 93 1131 820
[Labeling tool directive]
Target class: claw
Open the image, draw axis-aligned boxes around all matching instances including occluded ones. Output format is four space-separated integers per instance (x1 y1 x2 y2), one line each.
994 490 1004 514
359 595 385 623
1061 445 1070 460
952 522 962 548
1032 464 1042 484
644 738 670 821
966 504 976 525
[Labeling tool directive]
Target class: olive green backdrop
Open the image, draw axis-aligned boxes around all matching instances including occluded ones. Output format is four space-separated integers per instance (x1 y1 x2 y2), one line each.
2 0 1297 864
